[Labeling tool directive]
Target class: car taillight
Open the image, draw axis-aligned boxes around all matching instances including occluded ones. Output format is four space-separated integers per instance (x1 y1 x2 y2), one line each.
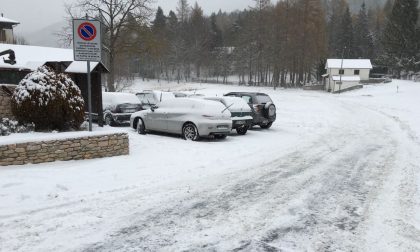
253 104 261 113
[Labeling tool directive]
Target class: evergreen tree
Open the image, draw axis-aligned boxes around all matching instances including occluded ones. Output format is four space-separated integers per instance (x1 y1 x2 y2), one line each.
152 7 168 79
354 2 374 58
383 0 395 17
167 11 179 37
190 2 210 78
338 6 356 58
152 7 166 33
371 6 386 59
210 13 223 49
382 0 419 75
328 0 348 57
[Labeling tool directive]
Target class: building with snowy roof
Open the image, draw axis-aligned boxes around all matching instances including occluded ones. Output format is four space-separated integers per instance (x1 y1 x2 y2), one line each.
324 59 372 93
0 44 108 125
0 14 19 44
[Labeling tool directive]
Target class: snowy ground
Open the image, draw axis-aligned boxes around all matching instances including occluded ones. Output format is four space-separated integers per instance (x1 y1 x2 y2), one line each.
0 80 419 251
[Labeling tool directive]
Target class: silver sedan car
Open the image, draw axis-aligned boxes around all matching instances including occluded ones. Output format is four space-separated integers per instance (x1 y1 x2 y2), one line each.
130 98 232 141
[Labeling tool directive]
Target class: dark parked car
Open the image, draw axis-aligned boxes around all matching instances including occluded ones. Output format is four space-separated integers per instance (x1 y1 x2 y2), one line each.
102 92 143 126
224 92 276 129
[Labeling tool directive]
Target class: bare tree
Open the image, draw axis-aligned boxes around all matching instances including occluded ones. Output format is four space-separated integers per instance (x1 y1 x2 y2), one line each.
55 4 81 48
64 0 153 91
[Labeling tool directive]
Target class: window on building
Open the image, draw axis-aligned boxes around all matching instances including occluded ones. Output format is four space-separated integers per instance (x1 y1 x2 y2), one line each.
339 69 344 75
354 70 360 75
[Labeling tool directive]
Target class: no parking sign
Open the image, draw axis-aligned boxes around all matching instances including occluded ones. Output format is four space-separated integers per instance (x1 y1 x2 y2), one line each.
72 18 102 132
73 19 102 62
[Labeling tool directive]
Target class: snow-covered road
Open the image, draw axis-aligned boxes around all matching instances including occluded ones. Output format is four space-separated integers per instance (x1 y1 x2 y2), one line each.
1 80 419 251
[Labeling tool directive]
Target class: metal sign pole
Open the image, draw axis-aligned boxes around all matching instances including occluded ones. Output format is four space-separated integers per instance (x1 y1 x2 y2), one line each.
87 60 92 131
339 46 346 94
85 14 93 132
73 16 101 132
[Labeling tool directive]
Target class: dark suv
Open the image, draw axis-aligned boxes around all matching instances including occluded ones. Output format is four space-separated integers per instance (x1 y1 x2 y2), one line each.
224 92 276 129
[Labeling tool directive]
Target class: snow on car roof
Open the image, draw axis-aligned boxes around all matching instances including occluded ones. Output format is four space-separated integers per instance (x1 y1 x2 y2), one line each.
159 97 227 110
103 92 140 105
326 59 372 69
154 91 176 101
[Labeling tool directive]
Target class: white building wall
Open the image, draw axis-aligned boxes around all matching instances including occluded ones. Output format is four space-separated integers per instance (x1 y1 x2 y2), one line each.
331 81 361 93
329 68 370 80
326 68 370 92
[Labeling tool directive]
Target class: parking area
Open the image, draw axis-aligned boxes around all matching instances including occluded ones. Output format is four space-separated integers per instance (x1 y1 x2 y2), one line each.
1 81 420 251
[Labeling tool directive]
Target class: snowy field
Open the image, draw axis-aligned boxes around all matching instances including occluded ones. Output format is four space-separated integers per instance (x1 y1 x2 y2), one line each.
1 80 419 251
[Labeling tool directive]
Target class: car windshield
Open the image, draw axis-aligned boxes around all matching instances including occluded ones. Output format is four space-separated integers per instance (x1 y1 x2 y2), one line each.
256 95 272 104
138 93 158 105
221 97 251 112
241 95 252 104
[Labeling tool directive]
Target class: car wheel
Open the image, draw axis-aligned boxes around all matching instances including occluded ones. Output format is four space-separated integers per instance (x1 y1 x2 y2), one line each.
260 122 273 129
182 123 199 141
136 119 146 135
236 125 248 135
105 115 114 126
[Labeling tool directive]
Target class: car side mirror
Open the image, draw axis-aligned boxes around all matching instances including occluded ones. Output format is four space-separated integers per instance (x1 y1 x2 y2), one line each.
151 105 158 112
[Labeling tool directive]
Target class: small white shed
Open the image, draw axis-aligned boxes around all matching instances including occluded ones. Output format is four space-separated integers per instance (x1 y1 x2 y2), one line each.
325 59 372 93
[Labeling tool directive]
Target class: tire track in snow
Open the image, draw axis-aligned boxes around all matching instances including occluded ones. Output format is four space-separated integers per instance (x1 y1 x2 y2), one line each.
349 103 420 252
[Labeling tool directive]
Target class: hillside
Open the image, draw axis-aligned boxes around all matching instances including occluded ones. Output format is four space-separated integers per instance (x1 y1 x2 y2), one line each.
23 21 66 48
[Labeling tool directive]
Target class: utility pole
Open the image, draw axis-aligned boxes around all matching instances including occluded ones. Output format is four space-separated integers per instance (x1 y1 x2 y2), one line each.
338 46 346 94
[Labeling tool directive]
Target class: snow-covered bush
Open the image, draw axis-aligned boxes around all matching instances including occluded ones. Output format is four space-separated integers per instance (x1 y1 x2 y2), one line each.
0 118 34 136
11 66 85 131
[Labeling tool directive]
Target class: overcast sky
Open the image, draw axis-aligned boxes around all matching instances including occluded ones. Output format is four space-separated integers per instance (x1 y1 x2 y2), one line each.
1 0 254 35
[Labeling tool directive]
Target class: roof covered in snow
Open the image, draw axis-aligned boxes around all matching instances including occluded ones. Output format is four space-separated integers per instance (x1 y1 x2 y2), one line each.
0 16 19 25
0 44 106 73
332 75 361 82
326 59 372 69
65 62 100 74
0 44 73 71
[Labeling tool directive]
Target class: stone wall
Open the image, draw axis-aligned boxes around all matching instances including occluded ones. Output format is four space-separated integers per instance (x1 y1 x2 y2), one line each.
0 84 16 119
0 133 129 166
